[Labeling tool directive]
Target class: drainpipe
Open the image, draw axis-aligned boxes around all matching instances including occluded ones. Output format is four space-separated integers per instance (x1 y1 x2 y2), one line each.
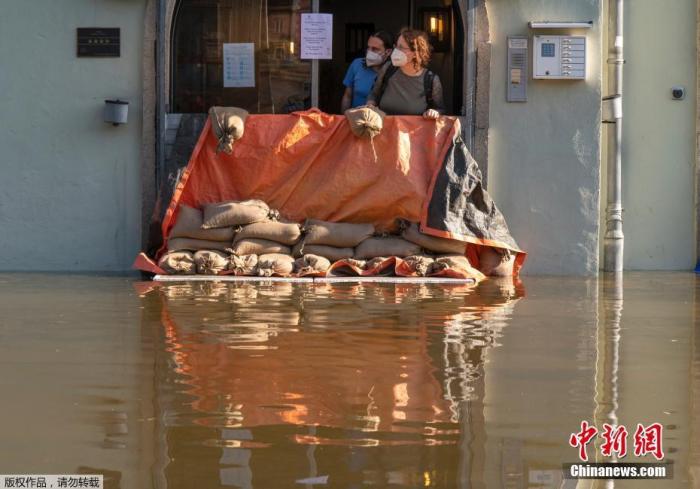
155 0 167 197
603 0 624 272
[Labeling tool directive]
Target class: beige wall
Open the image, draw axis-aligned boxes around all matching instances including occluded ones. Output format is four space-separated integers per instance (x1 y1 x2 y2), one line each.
0 0 146 271
486 0 604 275
600 0 697 270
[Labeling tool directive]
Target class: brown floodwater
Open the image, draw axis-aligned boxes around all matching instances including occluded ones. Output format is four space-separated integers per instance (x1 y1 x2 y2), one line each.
0 272 698 488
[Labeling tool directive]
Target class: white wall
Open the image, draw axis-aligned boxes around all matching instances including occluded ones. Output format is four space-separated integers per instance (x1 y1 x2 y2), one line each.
487 0 603 275
599 0 697 270
0 0 145 271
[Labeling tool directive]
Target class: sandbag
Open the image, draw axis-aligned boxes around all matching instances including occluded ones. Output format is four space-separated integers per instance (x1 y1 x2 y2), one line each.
234 221 301 246
326 258 367 277
202 200 271 229
193 250 229 275
344 105 386 139
168 237 231 252
401 221 465 254
398 255 435 277
427 254 473 275
158 251 195 275
295 254 331 275
256 253 295 277
232 238 291 256
478 247 515 277
303 219 374 248
354 237 421 259
209 106 249 154
292 241 353 262
170 205 234 241
227 254 258 276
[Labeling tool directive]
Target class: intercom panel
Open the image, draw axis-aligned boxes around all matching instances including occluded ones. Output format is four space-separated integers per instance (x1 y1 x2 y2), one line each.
507 36 528 102
533 35 586 80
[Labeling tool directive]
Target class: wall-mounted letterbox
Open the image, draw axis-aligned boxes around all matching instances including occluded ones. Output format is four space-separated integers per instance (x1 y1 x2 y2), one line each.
533 35 586 80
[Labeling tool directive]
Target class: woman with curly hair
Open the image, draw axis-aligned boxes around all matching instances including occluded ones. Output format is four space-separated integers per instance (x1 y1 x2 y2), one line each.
366 28 445 119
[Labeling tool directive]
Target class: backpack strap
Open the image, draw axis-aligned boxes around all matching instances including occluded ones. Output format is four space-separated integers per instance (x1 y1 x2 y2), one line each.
423 70 435 110
375 64 398 107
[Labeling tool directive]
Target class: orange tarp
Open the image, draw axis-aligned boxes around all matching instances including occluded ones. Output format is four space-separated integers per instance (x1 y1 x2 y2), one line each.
140 109 525 275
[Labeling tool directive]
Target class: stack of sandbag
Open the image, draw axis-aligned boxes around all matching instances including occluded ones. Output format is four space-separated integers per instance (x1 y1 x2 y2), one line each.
167 204 235 252
294 219 374 262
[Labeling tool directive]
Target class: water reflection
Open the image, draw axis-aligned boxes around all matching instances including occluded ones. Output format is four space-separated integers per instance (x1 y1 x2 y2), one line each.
139 278 524 488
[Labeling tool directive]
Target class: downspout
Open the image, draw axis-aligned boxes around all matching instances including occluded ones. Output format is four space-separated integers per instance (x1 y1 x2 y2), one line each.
155 0 167 197
603 0 624 272
464 0 477 152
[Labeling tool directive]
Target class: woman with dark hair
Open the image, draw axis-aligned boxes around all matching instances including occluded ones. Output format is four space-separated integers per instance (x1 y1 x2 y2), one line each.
340 31 394 112
366 28 445 119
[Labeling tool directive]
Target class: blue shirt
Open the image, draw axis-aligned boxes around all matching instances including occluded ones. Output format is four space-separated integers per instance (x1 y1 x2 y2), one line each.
343 58 379 108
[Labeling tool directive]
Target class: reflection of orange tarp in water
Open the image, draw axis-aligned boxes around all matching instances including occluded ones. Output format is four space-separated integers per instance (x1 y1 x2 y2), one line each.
133 109 525 275
151 280 524 440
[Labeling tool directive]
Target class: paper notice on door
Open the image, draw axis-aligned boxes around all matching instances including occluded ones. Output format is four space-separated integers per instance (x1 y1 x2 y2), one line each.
301 13 333 59
223 43 255 88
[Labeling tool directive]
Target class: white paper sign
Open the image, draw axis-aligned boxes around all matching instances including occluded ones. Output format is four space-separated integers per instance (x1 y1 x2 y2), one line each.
223 43 255 88
301 13 333 59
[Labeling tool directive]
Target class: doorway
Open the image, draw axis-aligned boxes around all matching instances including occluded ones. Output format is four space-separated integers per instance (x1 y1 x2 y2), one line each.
318 0 464 115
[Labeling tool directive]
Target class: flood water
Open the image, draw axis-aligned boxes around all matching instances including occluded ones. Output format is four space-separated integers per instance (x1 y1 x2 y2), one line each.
0 272 698 488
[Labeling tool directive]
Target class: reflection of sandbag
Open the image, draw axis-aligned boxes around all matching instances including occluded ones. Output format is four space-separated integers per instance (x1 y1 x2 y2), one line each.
354 237 421 259
193 250 229 275
168 237 231 252
158 251 195 275
344 105 386 139
228 254 258 276
202 200 270 229
304 219 374 248
401 221 465 254
478 247 515 276
292 241 354 262
209 106 249 154
398 255 435 277
232 238 291 256
170 205 234 241
256 253 295 277
295 254 331 275
234 221 301 246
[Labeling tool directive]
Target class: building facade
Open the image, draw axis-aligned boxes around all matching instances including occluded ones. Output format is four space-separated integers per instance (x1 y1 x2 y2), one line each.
0 0 696 275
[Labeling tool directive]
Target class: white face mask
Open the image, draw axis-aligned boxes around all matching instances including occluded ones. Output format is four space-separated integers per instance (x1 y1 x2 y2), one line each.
391 49 408 67
365 50 384 67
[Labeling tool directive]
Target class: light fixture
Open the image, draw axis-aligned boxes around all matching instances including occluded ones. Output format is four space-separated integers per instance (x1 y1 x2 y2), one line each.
420 7 451 53
104 99 128 126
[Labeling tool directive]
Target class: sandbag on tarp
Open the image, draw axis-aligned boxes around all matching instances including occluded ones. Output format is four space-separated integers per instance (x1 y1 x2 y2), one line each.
227 254 258 276
256 253 295 277
354 237 421 260
294 254 331 277
194 250 229 275
134 109 525 275
202 200 270 229
209 106 249 154
158 251 196 275
170 205 235 242
168 237 231 252
303 219 374 248
234 221 301 246
292 241 354 262
344 105 385 139
400 221 465 255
